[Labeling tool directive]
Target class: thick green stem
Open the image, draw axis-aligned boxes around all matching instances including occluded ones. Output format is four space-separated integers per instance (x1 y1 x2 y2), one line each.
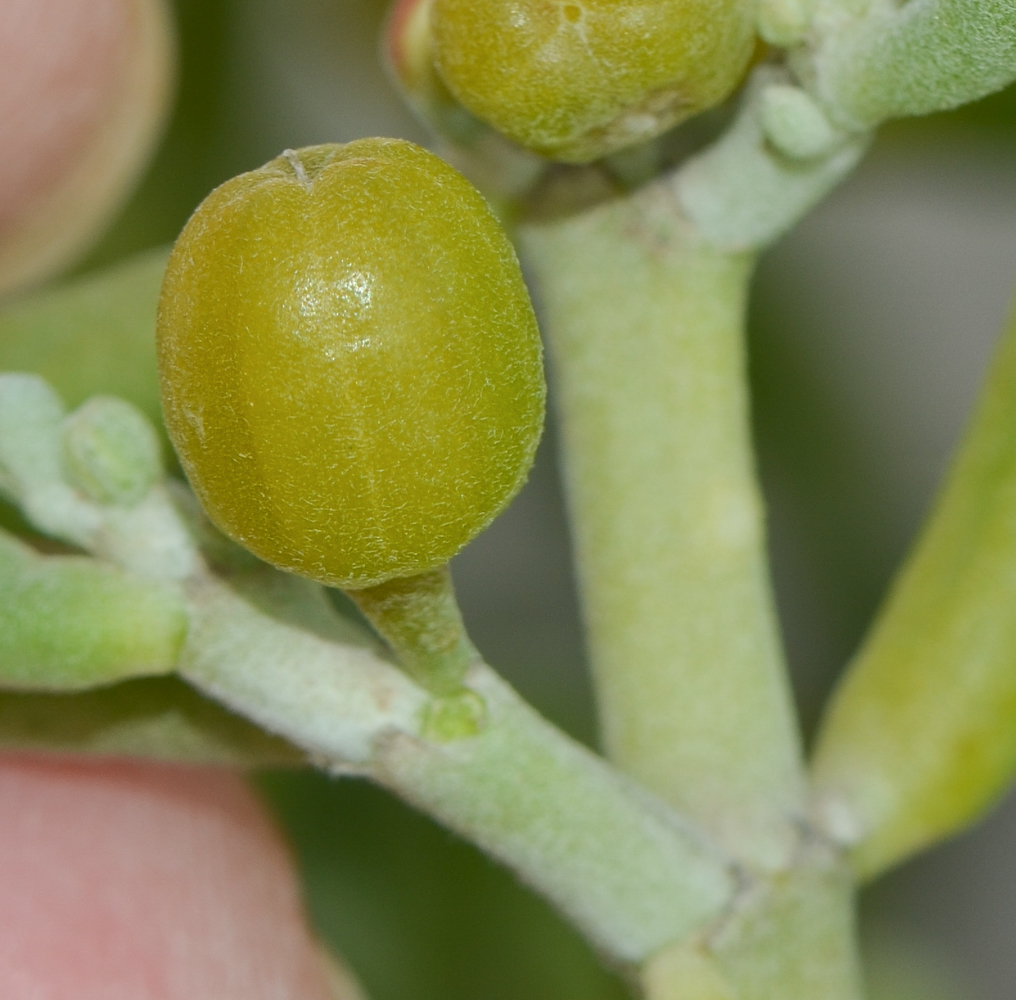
518 182 806 871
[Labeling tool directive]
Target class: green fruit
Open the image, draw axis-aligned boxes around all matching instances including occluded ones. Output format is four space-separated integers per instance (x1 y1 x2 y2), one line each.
431 0 757 163
157 140 545 590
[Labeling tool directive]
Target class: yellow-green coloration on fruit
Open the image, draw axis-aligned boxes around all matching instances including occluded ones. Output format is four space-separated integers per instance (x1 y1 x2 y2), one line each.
431 0 756 163
157 140 544 590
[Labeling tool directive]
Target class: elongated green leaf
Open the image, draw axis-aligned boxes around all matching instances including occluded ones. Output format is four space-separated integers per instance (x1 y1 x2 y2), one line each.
0 675 304 766
813 302 1016 879
0 248 167 427
0 529 185 690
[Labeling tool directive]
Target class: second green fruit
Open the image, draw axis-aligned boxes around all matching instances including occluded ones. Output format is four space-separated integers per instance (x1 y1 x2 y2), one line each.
431 0 756 162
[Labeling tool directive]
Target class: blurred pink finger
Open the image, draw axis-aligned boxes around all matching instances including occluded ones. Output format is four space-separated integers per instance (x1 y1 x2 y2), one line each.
0 756 354 999
0 0 173 296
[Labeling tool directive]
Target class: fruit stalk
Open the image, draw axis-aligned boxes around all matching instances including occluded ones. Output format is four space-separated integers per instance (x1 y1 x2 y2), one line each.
348 567 477 696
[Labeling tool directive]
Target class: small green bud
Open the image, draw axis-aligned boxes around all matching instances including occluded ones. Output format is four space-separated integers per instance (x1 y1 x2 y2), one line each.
422 689 487 741
757 0 813 47
62 396 162 507
760 84 839 160
431 0 757 163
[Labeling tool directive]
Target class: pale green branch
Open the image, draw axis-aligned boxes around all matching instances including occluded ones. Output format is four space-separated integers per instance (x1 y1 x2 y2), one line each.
519 181 806 871
180 570 425 767
374 664 737 963
0 370 738 964
180 567 736 963
675 68 870 253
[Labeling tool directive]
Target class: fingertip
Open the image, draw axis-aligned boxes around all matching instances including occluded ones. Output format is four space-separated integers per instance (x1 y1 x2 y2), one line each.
0 0 174 297
0 755 346 999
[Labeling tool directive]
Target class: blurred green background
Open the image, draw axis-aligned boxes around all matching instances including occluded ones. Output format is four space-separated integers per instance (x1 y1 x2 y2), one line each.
16 2 1016 997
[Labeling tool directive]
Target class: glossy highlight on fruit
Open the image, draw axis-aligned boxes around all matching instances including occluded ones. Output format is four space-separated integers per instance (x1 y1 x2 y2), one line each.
431 0 756 163
157 139 545 589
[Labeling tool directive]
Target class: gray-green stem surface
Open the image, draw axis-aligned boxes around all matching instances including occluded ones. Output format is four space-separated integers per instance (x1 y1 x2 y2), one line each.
519 185 806 873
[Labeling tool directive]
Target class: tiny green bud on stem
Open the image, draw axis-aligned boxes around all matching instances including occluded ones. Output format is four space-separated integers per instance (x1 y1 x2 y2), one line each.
760 84 839 161
62 396 162 507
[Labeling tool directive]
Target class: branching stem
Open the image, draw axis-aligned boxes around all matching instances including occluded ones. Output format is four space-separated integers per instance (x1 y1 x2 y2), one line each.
179 568 737 963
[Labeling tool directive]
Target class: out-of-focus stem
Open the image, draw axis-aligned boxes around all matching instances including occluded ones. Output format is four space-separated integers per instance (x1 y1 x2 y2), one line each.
642 847 863 1000
813 305 1016 880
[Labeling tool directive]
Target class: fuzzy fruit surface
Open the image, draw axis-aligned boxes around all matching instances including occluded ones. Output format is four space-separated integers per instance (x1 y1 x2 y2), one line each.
157 140 545 589
431 0 756 163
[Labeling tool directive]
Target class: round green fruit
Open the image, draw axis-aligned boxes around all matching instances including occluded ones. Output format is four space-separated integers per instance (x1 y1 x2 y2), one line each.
431 0 756 163
157 139 545 590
